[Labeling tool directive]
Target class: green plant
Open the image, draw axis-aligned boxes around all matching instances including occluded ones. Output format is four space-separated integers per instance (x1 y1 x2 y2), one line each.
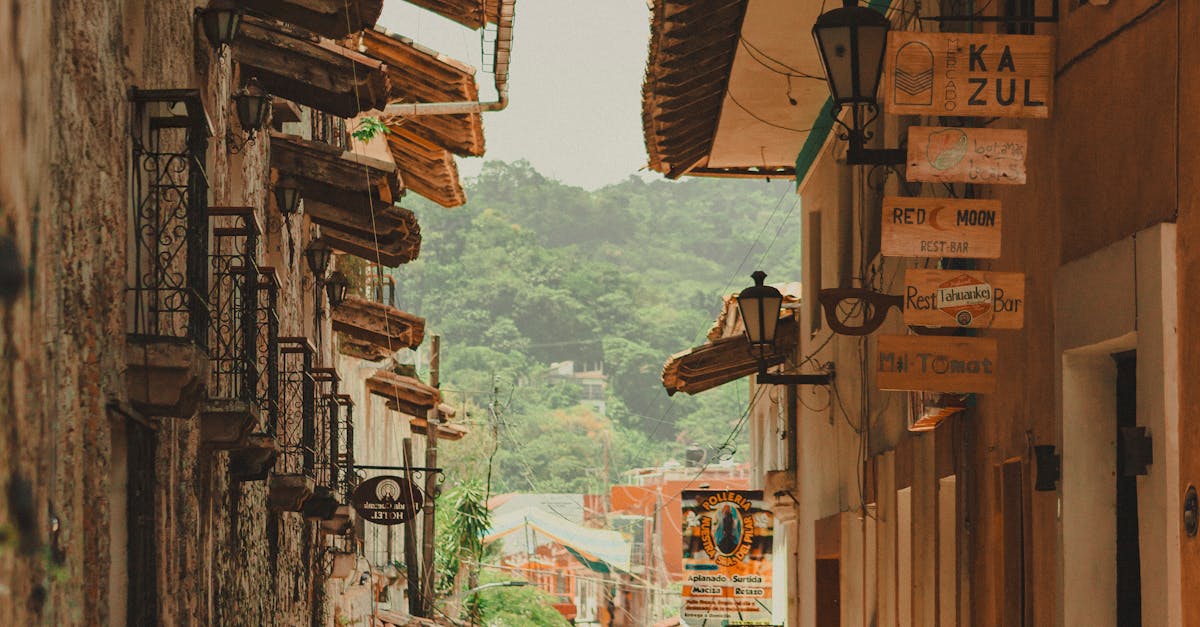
351 117 391 142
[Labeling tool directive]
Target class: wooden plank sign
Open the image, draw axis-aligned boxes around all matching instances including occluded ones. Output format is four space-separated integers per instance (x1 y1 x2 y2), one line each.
882 32 1053 118
904 269 1025 329
906 126 1027 185
876 335 997 393
881 196 1001 258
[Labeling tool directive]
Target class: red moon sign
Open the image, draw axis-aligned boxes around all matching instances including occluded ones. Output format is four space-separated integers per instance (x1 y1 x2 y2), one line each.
351 475 425 525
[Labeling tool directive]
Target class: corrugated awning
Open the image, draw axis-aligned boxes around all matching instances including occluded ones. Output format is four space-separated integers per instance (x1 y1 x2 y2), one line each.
662 317 798 396
485 507 632 573
361 27 485 157
270 131 402 217
366 370 440 416
234 15 390 118
332 295 426 358
239 0 384 38
643 0 748 179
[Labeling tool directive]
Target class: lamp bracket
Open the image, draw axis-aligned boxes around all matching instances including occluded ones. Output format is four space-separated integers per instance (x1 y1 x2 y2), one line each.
757 362 835 386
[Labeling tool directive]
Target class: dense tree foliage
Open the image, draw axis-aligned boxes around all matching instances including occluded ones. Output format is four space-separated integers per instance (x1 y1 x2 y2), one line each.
391 161 800 493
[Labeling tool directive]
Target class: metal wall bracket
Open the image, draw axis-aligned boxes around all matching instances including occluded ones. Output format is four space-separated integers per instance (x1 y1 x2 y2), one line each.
1119 426 1153 477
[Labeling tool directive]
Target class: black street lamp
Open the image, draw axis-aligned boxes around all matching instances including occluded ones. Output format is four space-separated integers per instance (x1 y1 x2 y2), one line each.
812 0 905 165
737 271 833 386
325 271 350 308
274 175 303 216
198 0 242 49
305 239 333 279
233 79 272 136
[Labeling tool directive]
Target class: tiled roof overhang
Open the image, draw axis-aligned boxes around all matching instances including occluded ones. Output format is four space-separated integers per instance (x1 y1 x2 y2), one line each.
642 0 749 179
270 131 402 215
306 200 422 266
361 28 485 157
332 296 426 355
234 15 390 118
400 0 500 29
366 370 441 416
661 316 798 396
241 0 385 38
385 129 467 208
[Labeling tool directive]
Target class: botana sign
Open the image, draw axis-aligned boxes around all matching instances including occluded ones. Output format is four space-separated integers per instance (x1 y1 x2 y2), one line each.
877 335 997 393
351 475 425 525
881 196 1002 259
882 32 1053 118
904 270 1025 329
906 126 1028 185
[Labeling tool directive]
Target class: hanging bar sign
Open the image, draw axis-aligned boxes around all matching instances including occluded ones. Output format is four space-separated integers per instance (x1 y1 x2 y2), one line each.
906 126 1027 185
881 196 1002 258
351 475 425 525
877 335 997 393
904 269 1025 329
882 32 1053 118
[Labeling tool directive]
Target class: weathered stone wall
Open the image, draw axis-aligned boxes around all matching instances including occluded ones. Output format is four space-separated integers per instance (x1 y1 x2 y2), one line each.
1 0 336 623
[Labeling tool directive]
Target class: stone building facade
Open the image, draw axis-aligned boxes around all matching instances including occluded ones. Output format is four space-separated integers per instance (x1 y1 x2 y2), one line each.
0 0 497 624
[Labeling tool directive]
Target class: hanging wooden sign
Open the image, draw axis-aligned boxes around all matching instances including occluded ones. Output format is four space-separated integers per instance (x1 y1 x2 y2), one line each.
877 334 997 393
882 32 1053 118
881 196 1002 258
351 475 425 525
904 269 1025 329
906 126 1027 185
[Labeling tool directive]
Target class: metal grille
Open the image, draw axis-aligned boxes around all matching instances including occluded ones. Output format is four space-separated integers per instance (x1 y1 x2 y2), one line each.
277 340 315 477
311 369 340 492
311 111 349 151
208 209 259 405
336 395 357 495
126 90 210 346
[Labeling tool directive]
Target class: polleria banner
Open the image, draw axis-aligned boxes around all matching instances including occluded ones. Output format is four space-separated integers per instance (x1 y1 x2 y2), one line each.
680 490 774 625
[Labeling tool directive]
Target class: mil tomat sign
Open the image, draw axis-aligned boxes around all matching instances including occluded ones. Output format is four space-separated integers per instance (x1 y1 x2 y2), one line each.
877 335 997 393
882 196 1002 259
351 475 424 525
904 270 1025 329
882 32 1053 118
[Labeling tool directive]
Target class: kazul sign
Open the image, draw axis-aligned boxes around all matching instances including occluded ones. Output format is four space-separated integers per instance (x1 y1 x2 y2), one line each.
877 335 997 393
904 270 1025 329
881 196 1001 259
882 32 1053 118
351 475 424 525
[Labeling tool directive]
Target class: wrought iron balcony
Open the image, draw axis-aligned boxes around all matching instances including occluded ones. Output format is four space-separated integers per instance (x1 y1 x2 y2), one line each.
201 207 263 448
268 337 317 511
304 367 343 520
125 88 212 418
230 266 283 481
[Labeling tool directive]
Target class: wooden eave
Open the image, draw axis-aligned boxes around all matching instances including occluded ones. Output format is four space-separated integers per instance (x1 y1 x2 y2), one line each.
270 131 402 215
385 128 466 208
409 416 469 441
241 0 385 38
332 296 426 354
366 370 440 416
661 317 798 396
398 0 500 29
361 28 485 156
642 0 748 178
234 15 390 118
306 200 422 265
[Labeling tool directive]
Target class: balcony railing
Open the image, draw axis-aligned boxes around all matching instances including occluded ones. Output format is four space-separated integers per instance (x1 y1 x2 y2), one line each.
256 268 282 437
126 89 210 346
277 338 316 478
207 207 261 407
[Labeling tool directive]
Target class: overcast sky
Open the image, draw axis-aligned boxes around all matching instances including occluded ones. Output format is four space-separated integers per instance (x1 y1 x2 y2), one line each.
378 0 654 190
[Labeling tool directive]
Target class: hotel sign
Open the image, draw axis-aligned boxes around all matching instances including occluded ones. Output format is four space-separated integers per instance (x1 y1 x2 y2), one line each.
877 335 997 393
882 196 1002 258
351 475 424 525
906 126 1028 185
904 270 1025 329
882 32 1053 118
